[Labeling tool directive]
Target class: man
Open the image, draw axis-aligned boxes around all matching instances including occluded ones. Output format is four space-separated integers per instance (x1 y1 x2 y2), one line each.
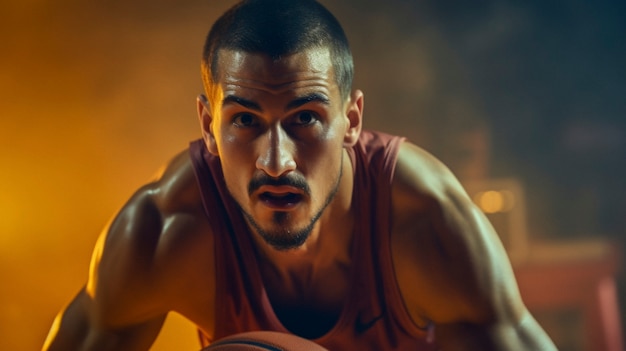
43 0 557 350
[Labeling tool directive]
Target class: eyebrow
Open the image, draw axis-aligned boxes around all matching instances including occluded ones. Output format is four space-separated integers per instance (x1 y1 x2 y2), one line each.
285 93 330 111
222 95 262 111
221 92 330 112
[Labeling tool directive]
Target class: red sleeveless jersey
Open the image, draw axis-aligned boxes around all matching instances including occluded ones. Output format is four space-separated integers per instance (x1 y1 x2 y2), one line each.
189 130 436 350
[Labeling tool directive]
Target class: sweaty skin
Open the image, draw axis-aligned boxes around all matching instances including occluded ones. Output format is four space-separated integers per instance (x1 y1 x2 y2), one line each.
43 48 556 350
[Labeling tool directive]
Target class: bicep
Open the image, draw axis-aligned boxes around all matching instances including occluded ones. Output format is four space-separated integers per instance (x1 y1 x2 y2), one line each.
431 191 524 322
392 143 523 324
392 143 555 348
43 288 166 351
87 188 170 327
429 199 553 349
44 190 169 351
393 193 524 328
59 186 177 345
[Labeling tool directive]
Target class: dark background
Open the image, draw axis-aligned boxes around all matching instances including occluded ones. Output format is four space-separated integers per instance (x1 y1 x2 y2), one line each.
0 0 624 349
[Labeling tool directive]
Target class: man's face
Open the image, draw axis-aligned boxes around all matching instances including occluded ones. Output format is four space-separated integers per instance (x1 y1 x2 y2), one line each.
201 48 360 250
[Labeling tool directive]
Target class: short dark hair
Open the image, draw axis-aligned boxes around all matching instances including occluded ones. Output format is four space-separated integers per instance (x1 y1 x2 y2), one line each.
201 0 353 100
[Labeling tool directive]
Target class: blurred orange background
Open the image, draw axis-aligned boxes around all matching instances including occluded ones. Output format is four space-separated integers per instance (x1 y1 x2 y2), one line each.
1 1 235 349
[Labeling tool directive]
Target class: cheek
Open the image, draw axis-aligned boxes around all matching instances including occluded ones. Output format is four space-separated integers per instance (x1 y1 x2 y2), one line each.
218 139 256 192
297 138 344 184
217 124 256 160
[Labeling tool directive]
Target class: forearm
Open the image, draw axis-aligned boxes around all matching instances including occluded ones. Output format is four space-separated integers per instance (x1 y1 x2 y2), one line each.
44 319 164 351
43 290 92 351
43 290 165 351
513 311 557 351
435 311 557 351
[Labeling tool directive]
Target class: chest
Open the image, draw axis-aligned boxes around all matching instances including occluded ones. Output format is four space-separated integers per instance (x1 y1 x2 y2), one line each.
261 261 352 339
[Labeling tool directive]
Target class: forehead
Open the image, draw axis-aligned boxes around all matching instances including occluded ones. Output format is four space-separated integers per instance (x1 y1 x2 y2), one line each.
215 48 338 95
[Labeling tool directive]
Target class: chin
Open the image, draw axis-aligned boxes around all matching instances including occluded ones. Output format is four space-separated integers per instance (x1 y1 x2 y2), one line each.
263 232 311 251
246 212 317 251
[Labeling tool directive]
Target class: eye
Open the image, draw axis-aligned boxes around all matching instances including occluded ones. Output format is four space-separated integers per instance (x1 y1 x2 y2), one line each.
292 111 318 126
233 113 258 127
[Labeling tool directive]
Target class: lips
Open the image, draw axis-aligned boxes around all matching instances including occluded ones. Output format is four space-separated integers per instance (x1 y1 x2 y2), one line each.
258 191 303 209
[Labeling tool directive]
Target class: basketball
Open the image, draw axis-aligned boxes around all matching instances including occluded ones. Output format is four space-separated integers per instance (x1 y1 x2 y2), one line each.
201 331 329 351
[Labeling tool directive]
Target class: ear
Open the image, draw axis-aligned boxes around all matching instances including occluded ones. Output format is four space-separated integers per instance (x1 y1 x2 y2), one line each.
343 89 364 147
197 94 219 155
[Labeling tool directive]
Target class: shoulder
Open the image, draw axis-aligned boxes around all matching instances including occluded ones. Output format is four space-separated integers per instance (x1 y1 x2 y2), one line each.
390 141 525 325
392 141 460 206
391 141 473 227
86 149 216 328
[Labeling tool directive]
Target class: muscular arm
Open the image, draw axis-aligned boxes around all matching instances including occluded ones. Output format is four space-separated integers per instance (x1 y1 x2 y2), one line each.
43 288 166 351
43 189 170 351
43 151 215 351
391 142 556 350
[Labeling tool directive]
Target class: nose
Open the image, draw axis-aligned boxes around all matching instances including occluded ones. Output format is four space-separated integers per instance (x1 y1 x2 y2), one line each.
255 124 297 178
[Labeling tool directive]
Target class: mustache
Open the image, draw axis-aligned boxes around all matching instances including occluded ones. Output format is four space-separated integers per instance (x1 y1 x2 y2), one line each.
248 173 311 196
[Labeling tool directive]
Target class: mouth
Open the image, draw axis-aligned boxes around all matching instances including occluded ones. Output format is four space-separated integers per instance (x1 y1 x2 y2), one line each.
258 191 304 209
